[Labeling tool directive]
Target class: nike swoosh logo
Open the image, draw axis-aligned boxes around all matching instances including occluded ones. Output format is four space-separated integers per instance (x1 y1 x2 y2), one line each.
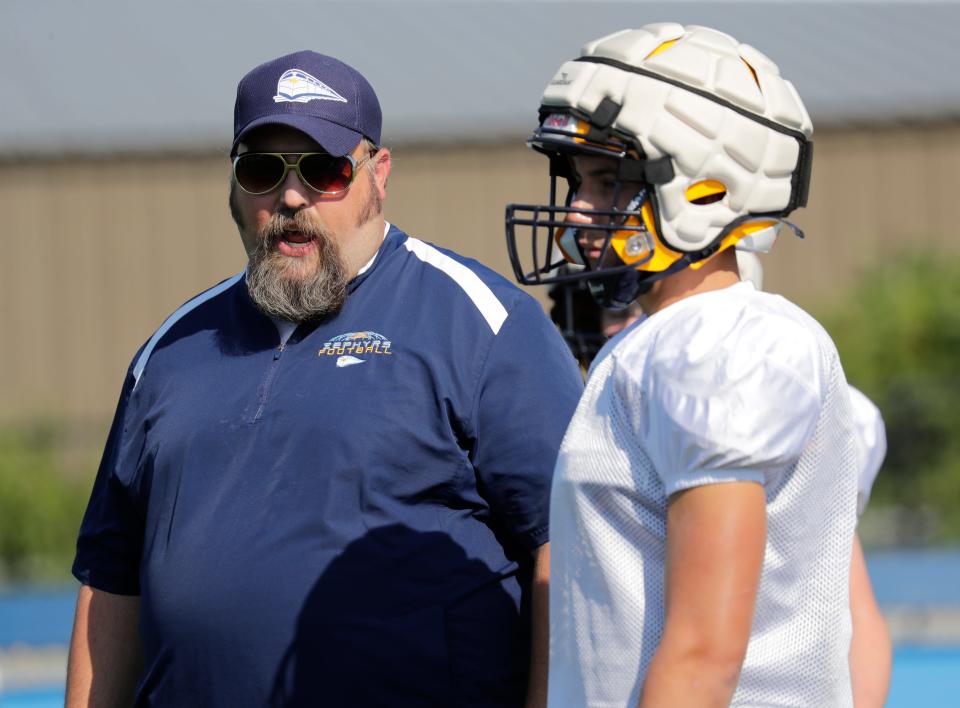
336 355 366 368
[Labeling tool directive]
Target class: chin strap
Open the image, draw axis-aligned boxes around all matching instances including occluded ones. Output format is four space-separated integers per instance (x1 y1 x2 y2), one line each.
588 269 645 310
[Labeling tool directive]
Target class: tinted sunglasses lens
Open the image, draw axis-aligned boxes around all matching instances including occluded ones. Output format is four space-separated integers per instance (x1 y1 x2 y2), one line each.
235 154 286 194
299 154 353 193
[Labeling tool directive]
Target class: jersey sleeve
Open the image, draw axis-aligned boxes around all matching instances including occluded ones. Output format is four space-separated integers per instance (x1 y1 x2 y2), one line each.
847 385 887 516
470 294 583 551
619 309 824 496
71 361 147 595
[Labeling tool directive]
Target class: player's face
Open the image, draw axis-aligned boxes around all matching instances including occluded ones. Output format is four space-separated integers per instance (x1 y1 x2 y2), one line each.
566 154 646 268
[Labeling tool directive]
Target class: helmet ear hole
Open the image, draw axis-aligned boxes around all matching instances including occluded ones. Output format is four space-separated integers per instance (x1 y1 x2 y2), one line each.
685 179 727 205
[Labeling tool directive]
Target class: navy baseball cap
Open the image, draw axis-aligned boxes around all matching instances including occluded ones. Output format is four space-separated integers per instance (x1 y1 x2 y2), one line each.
232 51 382 157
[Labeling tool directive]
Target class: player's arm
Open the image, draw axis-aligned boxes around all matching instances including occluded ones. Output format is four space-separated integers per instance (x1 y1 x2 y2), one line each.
639 481 766 708
525 542 550 708
65 584 142 708
849 534 891 707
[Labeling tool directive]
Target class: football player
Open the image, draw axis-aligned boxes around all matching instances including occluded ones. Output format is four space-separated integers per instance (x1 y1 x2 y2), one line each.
507 23 875 706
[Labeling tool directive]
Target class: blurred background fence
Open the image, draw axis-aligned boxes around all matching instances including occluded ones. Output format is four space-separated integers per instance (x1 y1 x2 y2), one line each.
2 1 959 704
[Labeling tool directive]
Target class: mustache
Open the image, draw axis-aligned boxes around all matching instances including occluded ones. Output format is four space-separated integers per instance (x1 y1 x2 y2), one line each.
257 210 332 244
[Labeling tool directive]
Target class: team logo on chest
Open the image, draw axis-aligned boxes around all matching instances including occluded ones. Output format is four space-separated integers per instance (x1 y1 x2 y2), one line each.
318 331 393 365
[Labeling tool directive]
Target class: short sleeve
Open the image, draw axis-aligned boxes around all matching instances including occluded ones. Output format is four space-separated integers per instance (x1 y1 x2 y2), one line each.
471 295 583 550
71 363 147 595
847 385 887 516
620 310 824 496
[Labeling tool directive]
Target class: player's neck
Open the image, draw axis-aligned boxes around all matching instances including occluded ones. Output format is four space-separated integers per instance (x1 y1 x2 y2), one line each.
636 250 741 316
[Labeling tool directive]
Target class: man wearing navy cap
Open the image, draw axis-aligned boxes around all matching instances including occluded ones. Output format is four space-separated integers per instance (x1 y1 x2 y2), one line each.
66 51 581 707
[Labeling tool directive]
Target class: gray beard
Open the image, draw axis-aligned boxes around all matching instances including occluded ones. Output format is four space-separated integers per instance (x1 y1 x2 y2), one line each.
244 210 348 323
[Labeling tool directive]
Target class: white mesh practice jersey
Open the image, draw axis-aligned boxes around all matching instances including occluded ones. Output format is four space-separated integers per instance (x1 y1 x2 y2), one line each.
549 282 859 707
848 385 886 516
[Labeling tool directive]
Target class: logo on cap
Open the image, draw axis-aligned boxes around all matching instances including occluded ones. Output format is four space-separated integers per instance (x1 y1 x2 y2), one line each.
274 69 347 104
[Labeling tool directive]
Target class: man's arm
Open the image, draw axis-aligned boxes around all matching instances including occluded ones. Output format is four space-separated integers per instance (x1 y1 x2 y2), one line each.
65 584 142 708
639 482 766 708
849 534 891 707
525 542 550 708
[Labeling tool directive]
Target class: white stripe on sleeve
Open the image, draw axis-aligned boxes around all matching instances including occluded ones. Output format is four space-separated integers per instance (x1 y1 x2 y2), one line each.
132 271 245 388
403 238 508 334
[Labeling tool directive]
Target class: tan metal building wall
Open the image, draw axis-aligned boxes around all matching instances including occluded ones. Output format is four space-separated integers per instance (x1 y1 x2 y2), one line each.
2 123 959 425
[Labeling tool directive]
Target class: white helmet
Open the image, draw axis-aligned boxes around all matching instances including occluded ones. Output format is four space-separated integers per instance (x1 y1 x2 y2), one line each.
506 23 813 306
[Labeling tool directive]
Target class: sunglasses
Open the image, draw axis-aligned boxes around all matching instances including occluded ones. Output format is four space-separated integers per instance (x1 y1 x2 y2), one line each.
232 151 375 195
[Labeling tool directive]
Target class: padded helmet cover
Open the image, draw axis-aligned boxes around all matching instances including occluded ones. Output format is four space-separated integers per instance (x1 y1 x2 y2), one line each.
541 23 813 253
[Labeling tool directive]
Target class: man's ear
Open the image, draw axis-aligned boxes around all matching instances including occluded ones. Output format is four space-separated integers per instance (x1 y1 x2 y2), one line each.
372 147 392 197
